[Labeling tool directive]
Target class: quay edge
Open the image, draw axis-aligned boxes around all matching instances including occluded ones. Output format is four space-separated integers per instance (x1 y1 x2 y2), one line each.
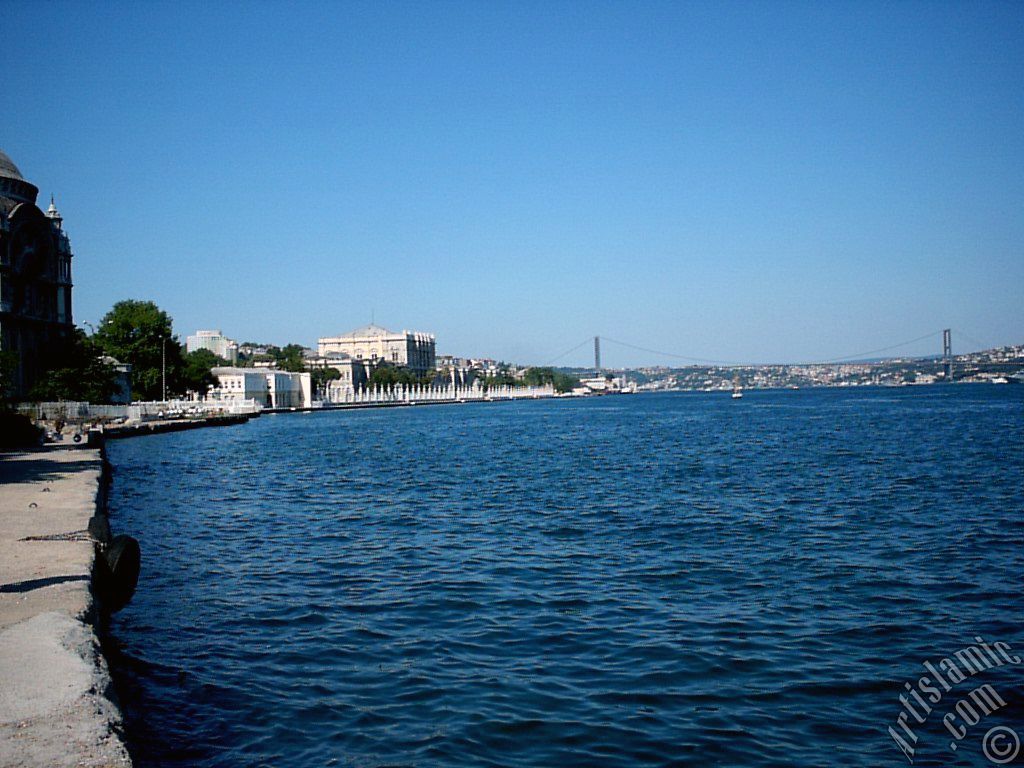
0 447 132 767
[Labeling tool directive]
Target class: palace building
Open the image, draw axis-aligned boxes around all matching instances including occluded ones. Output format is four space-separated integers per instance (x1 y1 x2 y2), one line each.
0 150 75 398
318 324 436 375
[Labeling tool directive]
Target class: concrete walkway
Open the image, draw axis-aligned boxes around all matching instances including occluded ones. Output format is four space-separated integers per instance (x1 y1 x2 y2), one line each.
0 449 131 767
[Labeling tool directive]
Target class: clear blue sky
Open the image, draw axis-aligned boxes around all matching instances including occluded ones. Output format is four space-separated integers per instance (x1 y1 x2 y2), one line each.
5 1 1022 366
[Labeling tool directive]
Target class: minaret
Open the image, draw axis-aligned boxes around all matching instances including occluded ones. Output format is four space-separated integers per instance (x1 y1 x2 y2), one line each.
46 194 63 229
46 194 73 325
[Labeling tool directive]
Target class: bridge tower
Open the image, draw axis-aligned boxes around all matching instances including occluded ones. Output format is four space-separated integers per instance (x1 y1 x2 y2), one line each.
594 336 601 372
942 329 953 381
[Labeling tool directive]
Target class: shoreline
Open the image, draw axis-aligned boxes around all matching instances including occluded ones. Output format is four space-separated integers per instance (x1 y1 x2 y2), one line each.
45 393 564 445
21 382 1000 452
0 447 132 767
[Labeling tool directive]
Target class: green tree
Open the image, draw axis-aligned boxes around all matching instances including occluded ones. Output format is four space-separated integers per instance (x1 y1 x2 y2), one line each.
242 343 308 371
29 328 120 403
275 344 308 373
1 346 43 447
311 365 341 395
521 366 579 393
482 373 519 389
92 300 186 400
368 365 430 388
482 363 519 389
182 349 228 397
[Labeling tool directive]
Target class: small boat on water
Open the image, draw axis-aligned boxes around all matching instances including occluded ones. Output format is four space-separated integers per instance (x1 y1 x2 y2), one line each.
731 375 743 399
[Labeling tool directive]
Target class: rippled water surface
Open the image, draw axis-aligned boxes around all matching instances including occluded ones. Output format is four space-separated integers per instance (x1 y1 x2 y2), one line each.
105 387 1023 767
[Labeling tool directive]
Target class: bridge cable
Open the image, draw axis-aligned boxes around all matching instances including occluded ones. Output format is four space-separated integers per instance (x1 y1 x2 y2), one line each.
544 338 594 367
597 330 946 368
600 337 744 366
951 328 994 353
809 331 944 365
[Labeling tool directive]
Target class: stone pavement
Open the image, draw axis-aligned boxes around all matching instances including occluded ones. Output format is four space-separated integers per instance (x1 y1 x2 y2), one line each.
0 449 131 767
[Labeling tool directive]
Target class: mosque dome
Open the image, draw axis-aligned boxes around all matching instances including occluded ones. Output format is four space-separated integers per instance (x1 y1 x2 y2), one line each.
0 150 25 181
0 149 40 204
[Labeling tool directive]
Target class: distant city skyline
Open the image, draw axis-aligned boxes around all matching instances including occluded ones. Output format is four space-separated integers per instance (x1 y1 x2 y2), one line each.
6 1 1022 368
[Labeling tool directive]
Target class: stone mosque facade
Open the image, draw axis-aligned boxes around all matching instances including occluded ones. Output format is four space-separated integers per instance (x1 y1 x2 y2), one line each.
0 149 75 398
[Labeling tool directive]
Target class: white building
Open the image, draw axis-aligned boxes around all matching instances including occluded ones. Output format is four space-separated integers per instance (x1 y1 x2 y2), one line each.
318 324 436 374
265 370 312 409
187 330 239 364
577 375 627 394
308 355 369 397
209 367 311 409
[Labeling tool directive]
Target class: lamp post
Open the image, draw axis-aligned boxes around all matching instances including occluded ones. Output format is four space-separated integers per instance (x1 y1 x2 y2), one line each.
161 335 167 402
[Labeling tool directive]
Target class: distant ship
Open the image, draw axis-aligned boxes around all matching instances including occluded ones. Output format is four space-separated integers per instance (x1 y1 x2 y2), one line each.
731 375 743 399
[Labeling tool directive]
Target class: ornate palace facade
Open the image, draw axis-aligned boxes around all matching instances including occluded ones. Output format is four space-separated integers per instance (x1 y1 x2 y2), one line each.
318 324 436 374
0 150 74 398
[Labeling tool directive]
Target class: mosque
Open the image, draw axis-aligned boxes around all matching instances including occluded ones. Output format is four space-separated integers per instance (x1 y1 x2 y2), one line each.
0 149 75 398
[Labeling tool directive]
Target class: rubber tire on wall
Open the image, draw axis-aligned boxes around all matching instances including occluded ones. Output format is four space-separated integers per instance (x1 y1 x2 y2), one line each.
88 515 112 546
94 534 141 613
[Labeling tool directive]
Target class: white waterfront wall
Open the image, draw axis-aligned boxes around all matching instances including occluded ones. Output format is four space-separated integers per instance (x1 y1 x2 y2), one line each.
18 399 262 422
20 382 554 424
325 380 554 405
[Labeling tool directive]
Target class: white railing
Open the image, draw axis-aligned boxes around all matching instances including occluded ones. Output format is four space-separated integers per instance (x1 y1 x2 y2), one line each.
17 383 555 425
18 398 262 423
324 381 555 405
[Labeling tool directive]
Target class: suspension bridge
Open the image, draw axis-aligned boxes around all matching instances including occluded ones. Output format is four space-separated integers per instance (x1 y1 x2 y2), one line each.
545 328 1011 379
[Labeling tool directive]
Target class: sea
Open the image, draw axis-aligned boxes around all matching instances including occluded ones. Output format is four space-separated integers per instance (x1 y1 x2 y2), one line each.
103 386 1024 767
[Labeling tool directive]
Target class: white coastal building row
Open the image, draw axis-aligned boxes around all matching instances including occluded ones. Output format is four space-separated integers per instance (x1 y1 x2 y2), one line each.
209 367 311 409
325 379 554 405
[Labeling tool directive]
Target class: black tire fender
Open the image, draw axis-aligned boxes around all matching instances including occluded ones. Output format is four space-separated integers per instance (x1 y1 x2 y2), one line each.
95 534 141 612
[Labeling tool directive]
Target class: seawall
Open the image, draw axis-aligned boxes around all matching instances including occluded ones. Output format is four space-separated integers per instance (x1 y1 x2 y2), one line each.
0 448 132 767
101 412 251 440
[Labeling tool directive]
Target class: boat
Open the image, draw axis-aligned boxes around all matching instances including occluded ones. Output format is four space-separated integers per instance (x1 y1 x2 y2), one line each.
731 374 743 399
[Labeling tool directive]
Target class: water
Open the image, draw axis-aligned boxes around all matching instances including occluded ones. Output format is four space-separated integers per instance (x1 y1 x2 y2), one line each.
104 387 1024 767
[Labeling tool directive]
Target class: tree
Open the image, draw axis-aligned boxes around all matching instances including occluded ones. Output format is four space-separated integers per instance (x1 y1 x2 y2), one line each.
1 347 44 447
522 366 579 393
482 373 518 389
182 349 228 397
482 363 519 389
368 365 429 388
311 365 341 396
92 300 186 400
239 343 308 371
275 344 307 373
29 328 120 403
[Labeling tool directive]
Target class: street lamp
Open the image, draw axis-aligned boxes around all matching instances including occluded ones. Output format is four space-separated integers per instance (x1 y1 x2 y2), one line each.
161 335 167 402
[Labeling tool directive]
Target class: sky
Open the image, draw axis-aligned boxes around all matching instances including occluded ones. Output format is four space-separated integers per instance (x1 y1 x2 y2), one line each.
4 0 1022 367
